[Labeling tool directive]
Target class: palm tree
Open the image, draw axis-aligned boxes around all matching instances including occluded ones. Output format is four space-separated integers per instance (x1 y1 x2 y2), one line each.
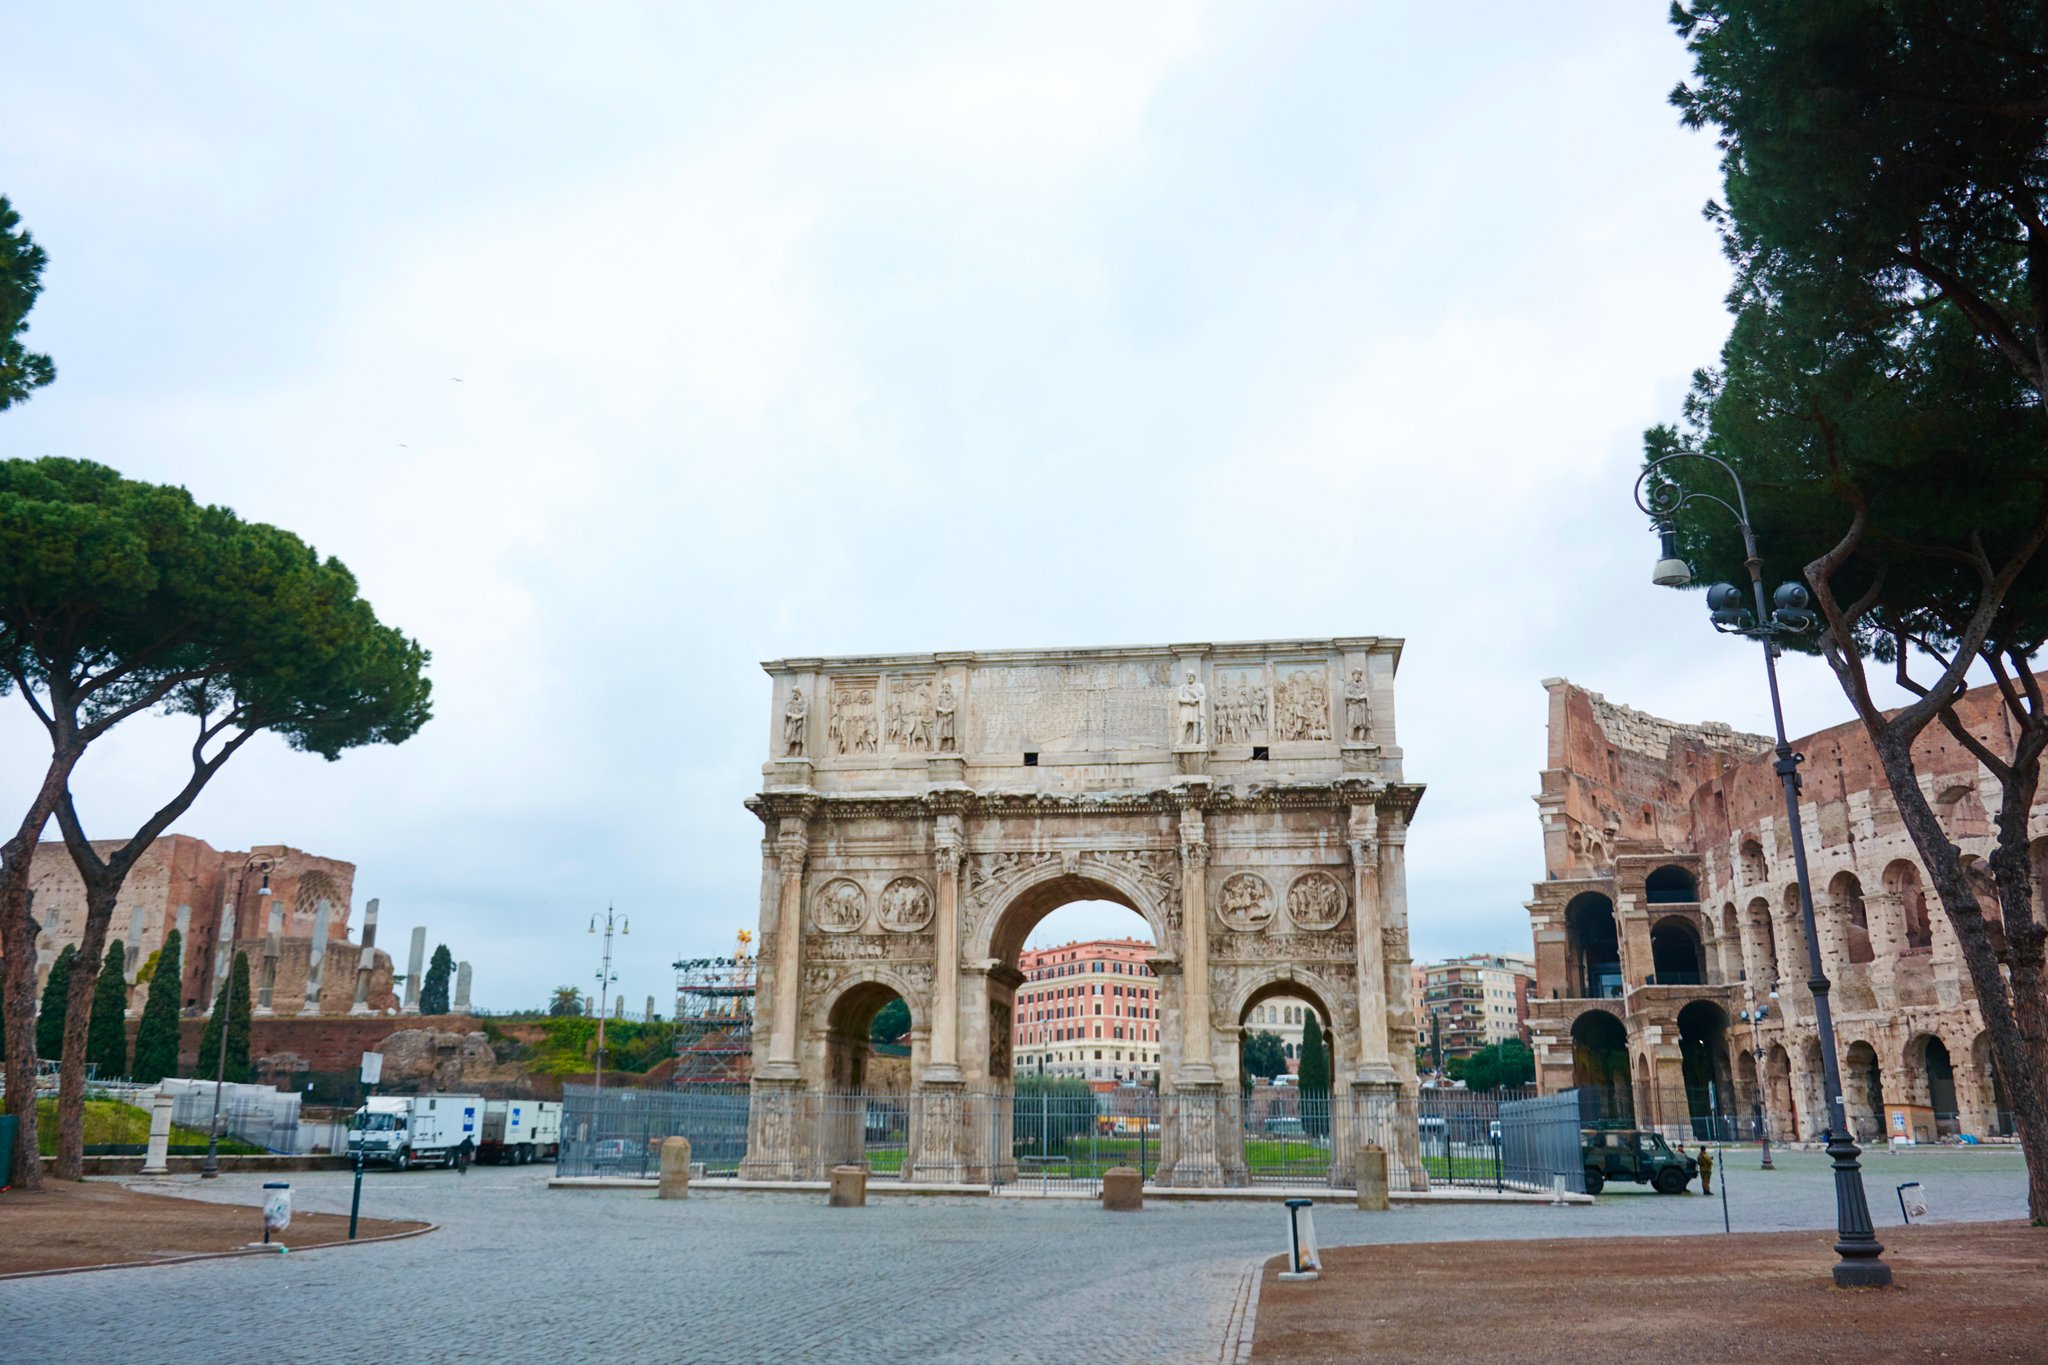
548 985 583 1017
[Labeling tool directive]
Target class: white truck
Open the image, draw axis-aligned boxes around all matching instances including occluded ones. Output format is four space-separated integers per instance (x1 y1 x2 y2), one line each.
478 1099 562 1165
346 1094 485 1171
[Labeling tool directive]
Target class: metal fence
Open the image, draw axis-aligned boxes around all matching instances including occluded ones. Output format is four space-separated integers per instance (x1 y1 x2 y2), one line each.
557 1084 751 1178
167 1092 300 1154
560 1083 1588 1194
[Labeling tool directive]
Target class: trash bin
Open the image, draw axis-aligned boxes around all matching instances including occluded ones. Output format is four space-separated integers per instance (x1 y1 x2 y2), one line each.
0 1114 15 1188
262 1182 292 1243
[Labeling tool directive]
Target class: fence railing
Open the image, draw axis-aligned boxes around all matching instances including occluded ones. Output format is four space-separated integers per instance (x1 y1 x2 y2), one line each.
559 1084 1588 1194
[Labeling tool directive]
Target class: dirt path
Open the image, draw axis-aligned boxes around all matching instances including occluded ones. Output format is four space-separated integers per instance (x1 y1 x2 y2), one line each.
1253 1220 2048 1364
0 1179 427 1275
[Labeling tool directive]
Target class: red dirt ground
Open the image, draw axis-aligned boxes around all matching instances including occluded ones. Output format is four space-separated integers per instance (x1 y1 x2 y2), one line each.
0 1179 427 1275
1253 1220 2048 1364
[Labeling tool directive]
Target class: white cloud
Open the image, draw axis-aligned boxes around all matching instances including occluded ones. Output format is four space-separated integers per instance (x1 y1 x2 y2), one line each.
1 2 1886 1011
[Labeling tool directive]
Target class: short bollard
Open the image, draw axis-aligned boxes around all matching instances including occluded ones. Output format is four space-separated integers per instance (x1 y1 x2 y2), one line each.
829 1164 867 1208
1278 1198 1320 1282
1102 1166 1142 1212
1354 1147 1388 1212
139 1091 176 1177
658 1136 693 1200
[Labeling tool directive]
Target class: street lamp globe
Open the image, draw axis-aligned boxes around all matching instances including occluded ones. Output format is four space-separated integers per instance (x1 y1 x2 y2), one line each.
1651 525 1693 587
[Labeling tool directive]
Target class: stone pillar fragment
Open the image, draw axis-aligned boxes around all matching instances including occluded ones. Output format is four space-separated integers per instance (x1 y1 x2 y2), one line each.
255 895 283 1016
453 961 472 1014
140 1090 176 1176
1348 807 1394 1083
351 898 379 1014
123 906 146 982
211 900 237 1003
401 926 426 1014
303 898 331 1015
927 812 965 1081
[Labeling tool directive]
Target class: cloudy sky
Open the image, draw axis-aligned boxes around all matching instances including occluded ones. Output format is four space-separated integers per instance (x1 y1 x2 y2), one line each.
0 3 1904 1012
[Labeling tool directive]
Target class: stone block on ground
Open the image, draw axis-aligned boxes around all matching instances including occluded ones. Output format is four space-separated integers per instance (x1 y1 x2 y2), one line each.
1102 1166 1142 1211
658 1137 693 1199
829 1164 866 1208
1355 1146 1388 1211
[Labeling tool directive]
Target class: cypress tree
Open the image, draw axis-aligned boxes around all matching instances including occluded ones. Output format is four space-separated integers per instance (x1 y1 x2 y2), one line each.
85 940 128 1079
194 951 253 1084
130 929 183 1084
1298 1011 1330 1139
420 944 453 1015
35 945 75 1062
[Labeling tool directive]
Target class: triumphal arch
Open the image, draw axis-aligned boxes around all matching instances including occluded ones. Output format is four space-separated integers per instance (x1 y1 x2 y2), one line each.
739 637 1424 1186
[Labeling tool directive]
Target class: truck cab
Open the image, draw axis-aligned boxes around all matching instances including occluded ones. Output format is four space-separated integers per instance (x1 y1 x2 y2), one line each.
1581 1128 1697 1195
347 1094 485 1171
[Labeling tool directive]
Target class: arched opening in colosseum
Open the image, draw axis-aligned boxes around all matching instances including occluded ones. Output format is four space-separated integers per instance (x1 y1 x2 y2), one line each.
1766 1043 1796 1139
1002 891 1164 1088
1777 884 1813 984
1885 860 1933 951
1740 839 1768 884
1747 898 1778 990
1566 892 1621 999
1645 865 1698 904
1974 1032 2014 1137
1676 1000 1731 1138
1735 1048 1759 1129
1829 872 1874 964
823 979 916 1093
1843 1040 1885 1142
1571 1009 1631 1125
1960 856 2004 946
1650 916 1703 985
1906 1033 1959 1134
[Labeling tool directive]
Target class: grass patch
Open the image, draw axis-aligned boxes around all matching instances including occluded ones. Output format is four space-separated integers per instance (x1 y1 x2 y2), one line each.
34 1098 264 1156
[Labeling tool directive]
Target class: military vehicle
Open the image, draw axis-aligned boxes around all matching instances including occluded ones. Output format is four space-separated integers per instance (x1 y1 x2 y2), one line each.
1581 1127 1697 1195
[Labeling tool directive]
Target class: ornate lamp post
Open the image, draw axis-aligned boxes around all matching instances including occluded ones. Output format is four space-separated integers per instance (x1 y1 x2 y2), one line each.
202 858 272 1179
1638 452 1890 1287
1738 984 1777 1170
589 907 627 1102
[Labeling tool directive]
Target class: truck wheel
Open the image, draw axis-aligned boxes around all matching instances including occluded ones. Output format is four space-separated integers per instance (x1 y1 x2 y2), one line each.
393 1150 411 1172
443 1149 457 1169
1583 1167 1604 1196
520 1145 533 1164
1654 1168 1687 1195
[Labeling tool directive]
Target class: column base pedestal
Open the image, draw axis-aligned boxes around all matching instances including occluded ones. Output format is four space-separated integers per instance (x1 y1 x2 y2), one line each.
1153 1082 1247 1188
739 1076 809 1180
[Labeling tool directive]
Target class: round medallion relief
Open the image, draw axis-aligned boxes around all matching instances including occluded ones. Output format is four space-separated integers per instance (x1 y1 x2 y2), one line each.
1285 870 1347 930
813 878 868 932
1216 873 1276 931
878 876 934 932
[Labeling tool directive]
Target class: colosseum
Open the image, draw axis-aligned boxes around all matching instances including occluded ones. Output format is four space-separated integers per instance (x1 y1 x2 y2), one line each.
1525 677 2027 1145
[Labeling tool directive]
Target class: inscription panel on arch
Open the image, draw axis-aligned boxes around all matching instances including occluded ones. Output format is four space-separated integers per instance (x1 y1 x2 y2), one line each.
967 661 1175 753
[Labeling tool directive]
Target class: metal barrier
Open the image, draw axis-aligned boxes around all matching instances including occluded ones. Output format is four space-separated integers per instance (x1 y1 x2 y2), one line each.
561 1083 1589 1195
557 1084 751 1178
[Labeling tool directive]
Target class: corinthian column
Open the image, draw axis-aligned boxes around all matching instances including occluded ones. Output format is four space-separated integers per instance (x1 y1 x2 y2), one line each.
1349 808 1396 1082
763 815 809 1077
1178 794 1215 1083
927 813 965 1080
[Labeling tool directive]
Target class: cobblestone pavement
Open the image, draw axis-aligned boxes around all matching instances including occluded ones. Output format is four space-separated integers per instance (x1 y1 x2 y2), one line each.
0 1147 2025 1365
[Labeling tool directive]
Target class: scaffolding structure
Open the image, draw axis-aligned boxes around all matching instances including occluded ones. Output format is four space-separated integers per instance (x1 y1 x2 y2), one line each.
671 931 755 1086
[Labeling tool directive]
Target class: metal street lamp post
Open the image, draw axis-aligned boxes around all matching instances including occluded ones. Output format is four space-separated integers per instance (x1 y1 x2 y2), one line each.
1637 452 1890 1288
203 860 271 1179
589 907 628 1102
1739 983 1777 1170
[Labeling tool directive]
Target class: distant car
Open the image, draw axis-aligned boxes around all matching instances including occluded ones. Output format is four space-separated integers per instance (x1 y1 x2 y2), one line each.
1263 1117 1306 1136
592 1138 630 1168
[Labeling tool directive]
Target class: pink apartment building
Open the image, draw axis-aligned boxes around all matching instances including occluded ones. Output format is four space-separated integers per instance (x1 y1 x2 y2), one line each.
1013 937 1162 1085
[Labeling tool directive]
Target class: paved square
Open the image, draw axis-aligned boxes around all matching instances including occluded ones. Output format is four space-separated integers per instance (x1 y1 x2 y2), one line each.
2 1148 2025 1364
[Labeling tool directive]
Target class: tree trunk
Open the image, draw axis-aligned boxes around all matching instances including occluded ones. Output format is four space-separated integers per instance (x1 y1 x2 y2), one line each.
1871 729 2048 1223
50 876 121 1182
0 755 76 1192
0 855 44 1191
